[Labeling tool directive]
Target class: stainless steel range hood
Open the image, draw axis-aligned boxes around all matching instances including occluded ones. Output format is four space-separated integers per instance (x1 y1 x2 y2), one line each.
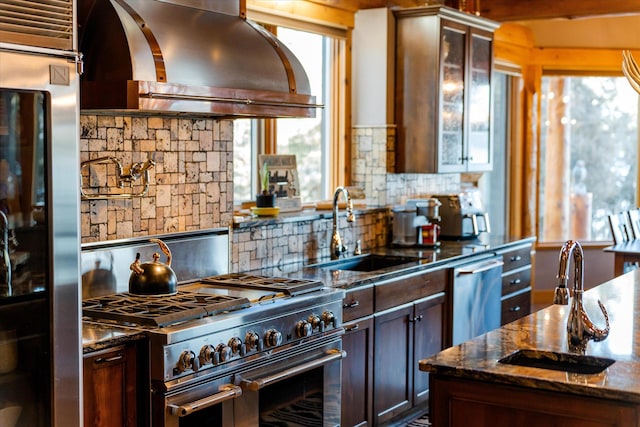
78 0 319 117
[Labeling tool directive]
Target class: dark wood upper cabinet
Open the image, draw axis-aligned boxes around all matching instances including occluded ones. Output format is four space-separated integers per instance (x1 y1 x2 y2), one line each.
394 6 498 173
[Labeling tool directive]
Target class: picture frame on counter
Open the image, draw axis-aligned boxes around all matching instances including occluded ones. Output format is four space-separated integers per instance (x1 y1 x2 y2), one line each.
258 154 302 212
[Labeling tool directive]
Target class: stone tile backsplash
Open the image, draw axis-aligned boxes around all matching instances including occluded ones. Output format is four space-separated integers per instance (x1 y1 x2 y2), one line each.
352 125 460 206
79 115 455 273
80 115 234 242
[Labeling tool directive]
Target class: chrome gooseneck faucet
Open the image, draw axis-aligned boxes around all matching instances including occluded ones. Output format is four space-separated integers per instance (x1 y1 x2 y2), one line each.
553 240 610 351
330 186 355 260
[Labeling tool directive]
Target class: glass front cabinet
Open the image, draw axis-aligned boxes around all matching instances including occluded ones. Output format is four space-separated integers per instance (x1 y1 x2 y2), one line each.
395 6 498 173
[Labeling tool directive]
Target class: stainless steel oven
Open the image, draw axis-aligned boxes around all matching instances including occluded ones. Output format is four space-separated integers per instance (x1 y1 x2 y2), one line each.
82 268 346 427
163 333 343 427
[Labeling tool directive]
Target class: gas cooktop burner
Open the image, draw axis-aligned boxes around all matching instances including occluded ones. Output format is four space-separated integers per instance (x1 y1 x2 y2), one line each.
200 273 323 296
82 291 251 327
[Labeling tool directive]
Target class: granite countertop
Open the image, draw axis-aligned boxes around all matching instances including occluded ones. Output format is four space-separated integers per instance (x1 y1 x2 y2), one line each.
82 321 146 354
249 235 536 290
419 269 640 403
81 235 535 352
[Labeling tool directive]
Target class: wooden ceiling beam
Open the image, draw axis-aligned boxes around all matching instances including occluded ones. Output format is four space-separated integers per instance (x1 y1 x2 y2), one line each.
308 0 640 21
306 0 426 13
478 0 640 21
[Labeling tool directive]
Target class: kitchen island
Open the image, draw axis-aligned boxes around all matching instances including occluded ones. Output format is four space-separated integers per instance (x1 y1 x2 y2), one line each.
419 269 640 426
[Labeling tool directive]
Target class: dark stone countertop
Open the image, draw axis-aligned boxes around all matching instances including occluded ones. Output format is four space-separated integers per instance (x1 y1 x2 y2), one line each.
247 234 536 290
419 269 640 403
82 321 146 354
81 235 535 352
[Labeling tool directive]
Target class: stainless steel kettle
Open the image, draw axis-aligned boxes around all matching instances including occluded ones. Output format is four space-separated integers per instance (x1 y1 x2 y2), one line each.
129 238 178 295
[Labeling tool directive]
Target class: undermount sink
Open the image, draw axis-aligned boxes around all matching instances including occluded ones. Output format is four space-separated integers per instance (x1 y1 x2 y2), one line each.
307 254 421 273
498 349 615 375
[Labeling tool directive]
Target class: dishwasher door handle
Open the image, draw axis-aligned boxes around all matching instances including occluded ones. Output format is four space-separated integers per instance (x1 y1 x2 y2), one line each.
457 260 504 275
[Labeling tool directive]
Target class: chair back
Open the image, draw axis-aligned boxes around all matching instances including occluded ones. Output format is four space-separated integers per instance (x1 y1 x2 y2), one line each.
609 213 632 244
627 209 640 239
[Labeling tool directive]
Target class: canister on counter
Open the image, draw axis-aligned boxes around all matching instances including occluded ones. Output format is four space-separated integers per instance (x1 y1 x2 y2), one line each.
418 223 440 247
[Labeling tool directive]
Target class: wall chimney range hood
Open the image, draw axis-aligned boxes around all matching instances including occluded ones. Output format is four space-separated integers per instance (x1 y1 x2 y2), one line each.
78 0 319 117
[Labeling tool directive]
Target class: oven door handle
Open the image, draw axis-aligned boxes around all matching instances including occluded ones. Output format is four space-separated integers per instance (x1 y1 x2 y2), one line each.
239 348 346 392
168 384 242 417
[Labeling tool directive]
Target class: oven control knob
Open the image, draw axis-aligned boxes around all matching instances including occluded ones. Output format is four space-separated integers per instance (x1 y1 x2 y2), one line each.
322 310 337 329
296 320 313 338
308 314 324 332
245 331 263 352
228 337 245 356
216 343 232 363
264 329 282 347
177 350 200 373
198 344 216 366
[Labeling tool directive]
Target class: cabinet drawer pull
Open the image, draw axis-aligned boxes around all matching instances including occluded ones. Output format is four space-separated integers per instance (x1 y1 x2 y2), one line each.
343 300 360 309
509 278 522 285
510 255 522 262
345 324 360 332
509 306 521 313
94 354 123 364
409 315 423 323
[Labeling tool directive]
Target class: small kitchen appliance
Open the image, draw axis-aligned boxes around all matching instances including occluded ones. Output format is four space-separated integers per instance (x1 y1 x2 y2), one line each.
432 190 491 239
413 198 442 247
392 205 421 246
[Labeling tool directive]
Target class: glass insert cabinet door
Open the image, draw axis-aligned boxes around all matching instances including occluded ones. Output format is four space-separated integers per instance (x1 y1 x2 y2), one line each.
439 23 493 172
440 25 466 170
467 31 492 169
0 88 51 426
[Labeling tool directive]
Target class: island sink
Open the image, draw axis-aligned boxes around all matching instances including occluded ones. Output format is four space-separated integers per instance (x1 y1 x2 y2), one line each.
307 254 421 272
498 349 615 374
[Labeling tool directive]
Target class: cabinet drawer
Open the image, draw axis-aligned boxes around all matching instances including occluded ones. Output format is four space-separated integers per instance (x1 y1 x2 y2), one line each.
343 286 374 322
501 266 531 296
501 289 531 325
375 268 447 312
500 246 532 273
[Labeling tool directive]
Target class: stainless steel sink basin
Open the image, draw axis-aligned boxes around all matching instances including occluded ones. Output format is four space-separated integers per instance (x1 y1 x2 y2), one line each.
307 254 421 272
498 349 615 374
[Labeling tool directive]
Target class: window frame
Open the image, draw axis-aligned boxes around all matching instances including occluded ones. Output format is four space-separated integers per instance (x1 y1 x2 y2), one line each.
242 9 350 202
536 72 639 244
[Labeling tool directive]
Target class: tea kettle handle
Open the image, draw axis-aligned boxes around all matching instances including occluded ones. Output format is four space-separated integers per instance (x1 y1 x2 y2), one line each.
150 238 172 266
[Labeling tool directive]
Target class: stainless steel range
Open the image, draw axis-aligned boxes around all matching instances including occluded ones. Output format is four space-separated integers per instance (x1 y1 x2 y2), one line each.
82 272 345 427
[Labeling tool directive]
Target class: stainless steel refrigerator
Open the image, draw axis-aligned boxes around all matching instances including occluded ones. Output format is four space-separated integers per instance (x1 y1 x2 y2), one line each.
0 47 82 426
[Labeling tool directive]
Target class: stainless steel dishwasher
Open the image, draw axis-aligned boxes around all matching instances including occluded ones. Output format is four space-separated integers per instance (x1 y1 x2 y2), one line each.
451 255 504 346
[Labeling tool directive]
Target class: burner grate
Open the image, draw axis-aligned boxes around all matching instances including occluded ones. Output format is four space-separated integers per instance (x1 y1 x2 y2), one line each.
201 273 323 296
82 291 250 327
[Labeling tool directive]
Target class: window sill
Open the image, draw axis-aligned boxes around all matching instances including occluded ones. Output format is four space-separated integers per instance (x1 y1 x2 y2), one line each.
232 206 387 229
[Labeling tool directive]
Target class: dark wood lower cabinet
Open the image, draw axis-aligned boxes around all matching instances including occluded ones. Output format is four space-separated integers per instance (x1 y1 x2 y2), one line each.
341 316 374 427
413 293 445 405
430 375 640 427
373 292 445 425
83 343 139 427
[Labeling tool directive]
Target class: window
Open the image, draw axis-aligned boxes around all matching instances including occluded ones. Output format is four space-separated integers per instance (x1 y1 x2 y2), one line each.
538 76 638 242
233 24 342 205
478 71 510 237
275 28 327 202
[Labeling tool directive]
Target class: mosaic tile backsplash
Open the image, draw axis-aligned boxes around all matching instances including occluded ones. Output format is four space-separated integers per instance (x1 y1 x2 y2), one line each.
79 115 457 272
80 115 233 242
